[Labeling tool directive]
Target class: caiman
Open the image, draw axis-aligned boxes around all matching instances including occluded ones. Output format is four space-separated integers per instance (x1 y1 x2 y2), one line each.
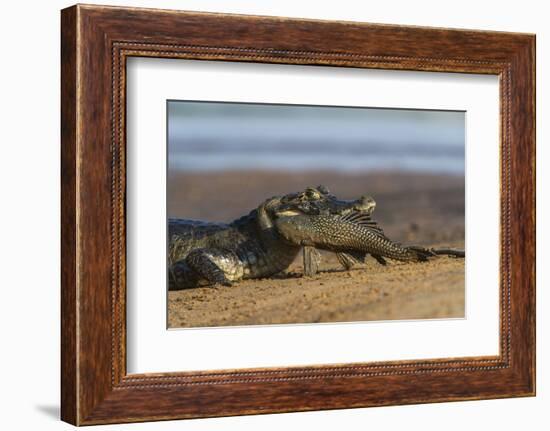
275 208 465 272
168 186 375 289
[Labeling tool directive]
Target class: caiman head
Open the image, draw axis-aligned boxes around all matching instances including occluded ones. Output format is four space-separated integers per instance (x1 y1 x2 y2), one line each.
259 185 375 235
254 185 376 252
272 185 376 219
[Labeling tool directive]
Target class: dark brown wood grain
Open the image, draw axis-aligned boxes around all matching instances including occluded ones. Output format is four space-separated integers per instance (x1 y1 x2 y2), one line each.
61 4 535 425
60 6 78 425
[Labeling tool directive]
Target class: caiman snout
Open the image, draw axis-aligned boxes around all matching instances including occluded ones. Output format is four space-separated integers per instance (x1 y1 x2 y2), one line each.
337 195 376 216
356 195 376 214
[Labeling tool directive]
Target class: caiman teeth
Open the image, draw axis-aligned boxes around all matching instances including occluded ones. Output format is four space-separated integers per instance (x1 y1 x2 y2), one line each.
276 210 303 217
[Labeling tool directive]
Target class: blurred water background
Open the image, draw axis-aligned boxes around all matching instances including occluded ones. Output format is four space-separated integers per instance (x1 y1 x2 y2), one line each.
167 101 465 174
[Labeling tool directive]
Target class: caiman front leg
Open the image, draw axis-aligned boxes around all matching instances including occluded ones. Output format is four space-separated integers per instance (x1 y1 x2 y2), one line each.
303 246 321 277
186 248 244 287
169 248 244 289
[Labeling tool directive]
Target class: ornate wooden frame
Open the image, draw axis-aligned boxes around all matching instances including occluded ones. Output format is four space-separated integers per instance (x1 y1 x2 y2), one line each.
61 4 535 425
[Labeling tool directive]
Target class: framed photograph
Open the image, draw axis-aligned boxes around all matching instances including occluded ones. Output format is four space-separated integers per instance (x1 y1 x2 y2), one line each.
61 4 535 425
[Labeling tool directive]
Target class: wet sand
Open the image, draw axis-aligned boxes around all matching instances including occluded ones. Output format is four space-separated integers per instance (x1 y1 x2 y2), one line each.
167 171 465 328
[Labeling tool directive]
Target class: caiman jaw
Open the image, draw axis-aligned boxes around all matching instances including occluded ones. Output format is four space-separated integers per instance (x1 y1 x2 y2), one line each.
275 195 376 219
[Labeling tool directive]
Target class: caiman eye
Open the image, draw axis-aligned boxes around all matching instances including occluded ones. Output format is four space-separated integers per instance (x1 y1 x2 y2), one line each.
305 189 321 200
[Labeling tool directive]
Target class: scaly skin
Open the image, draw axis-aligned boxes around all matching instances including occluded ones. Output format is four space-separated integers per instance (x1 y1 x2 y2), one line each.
168 187 374 289
168 206 299 289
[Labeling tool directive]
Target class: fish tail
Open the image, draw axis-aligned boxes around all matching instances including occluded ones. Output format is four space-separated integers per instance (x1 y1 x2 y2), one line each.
430 248 465 258
406 245 437 261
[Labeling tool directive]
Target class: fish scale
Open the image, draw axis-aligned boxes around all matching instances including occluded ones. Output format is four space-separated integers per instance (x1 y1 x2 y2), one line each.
277 214 435 262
